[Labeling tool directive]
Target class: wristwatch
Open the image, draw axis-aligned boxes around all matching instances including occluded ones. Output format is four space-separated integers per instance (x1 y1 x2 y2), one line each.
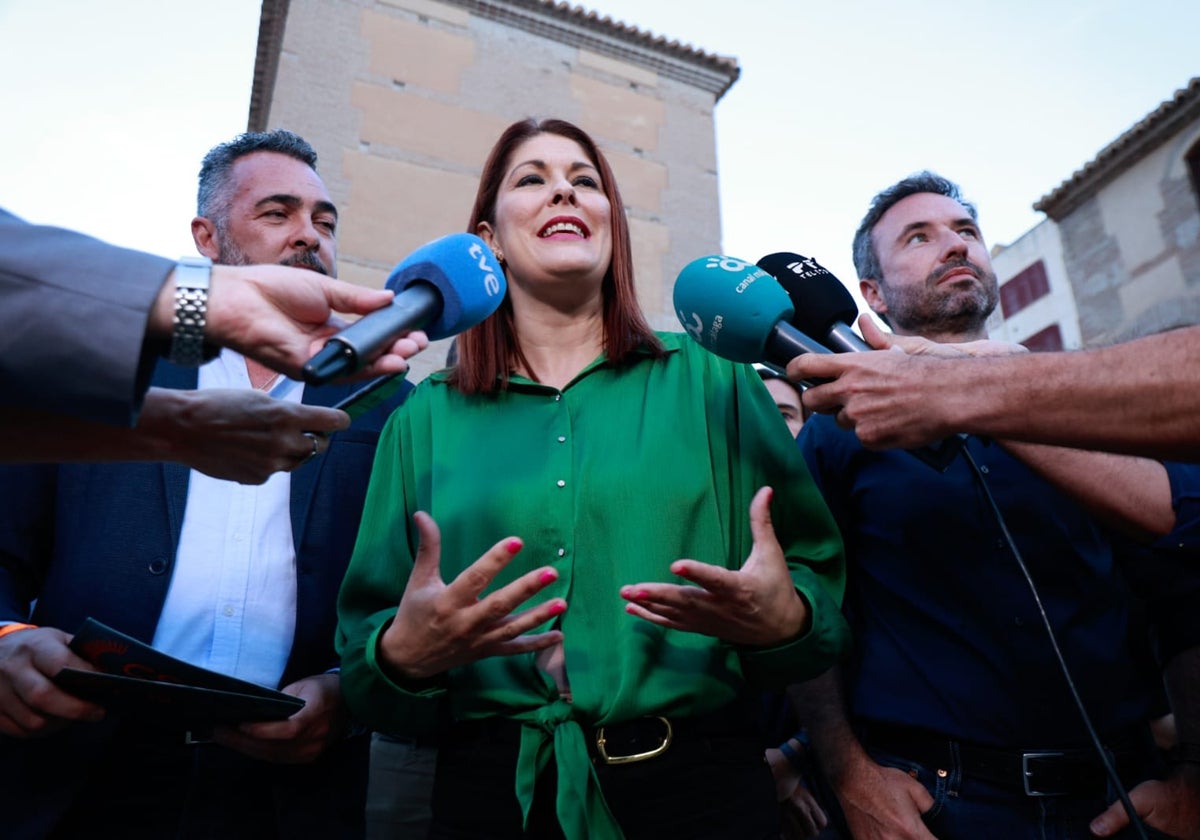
168 256 214 366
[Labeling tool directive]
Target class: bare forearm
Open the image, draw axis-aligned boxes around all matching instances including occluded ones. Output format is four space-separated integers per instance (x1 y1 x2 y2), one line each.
0 394 180 463
945 329 1200 460
1 388 346 483
787 666 870 783
1001 442 1174 539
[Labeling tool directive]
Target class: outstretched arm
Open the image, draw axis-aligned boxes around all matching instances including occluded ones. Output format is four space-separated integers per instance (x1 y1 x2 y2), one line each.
0 388 348 484
790 322 1200 461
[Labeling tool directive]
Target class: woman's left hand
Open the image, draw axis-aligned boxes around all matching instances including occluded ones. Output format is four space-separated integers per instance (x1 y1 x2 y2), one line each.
619 486 809 646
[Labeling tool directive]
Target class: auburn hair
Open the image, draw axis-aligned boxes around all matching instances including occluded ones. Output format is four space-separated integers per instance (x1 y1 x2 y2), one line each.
448 118 662 395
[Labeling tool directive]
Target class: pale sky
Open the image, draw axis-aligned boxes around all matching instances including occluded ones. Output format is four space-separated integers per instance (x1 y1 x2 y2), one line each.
2 0 1197 304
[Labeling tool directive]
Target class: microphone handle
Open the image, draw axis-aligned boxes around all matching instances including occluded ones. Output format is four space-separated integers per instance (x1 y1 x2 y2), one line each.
764 322 834 386
303 283 442 385
825 323 872 353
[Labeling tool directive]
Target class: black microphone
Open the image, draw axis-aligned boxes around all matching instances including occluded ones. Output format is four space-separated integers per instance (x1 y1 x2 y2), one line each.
757 251 965 472
756 253 871 352
303 233 506 384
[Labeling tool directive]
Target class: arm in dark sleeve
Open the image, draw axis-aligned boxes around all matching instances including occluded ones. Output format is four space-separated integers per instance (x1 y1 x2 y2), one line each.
0 463 58 622
0 208 175 426
1115 464 1200 671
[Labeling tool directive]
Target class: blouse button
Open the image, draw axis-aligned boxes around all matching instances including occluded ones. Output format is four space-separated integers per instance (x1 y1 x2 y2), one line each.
557 548 566 557
556 479 566 488
557 435 566 443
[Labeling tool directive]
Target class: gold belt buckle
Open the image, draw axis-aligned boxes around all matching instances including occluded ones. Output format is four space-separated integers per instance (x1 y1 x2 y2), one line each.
594 716 673 765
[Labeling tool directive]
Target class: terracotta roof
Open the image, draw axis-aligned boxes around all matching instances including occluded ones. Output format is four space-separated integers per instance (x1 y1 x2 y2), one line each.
1034 77 1200 220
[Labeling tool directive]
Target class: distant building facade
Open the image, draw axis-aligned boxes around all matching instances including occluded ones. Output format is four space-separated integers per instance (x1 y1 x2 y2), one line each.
989 77 1200 350
986 219 1080 351
249 0 739 379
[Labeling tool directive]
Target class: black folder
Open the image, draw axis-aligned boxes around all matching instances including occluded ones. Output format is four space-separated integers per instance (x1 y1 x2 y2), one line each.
53 618 304 726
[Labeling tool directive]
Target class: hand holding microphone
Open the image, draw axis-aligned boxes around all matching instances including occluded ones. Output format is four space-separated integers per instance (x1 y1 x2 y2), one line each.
673 251 963 470
755 251 964 470
303 233 507 385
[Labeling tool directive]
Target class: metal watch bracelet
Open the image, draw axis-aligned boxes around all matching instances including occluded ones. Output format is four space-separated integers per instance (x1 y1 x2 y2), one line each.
168 256 213 366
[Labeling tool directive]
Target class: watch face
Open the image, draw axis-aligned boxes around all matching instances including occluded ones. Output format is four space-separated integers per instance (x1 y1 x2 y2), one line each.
176 257 213 289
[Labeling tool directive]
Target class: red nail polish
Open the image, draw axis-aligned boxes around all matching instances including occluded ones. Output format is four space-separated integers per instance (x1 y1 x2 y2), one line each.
547 601 567 616
539 569 557 585
506 538 523 555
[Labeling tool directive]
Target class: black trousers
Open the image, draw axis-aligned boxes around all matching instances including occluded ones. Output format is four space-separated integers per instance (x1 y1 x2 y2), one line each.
44 727 368 840
430 714 780 839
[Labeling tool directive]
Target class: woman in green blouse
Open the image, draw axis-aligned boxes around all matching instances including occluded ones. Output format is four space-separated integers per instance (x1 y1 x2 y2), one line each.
336 118 848 839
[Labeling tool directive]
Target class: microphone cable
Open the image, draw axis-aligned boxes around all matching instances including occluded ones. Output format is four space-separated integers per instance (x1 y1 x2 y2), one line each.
960 443 1149 840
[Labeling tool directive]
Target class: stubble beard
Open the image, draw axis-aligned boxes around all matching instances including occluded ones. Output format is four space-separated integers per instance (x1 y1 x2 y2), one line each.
884 259 999 339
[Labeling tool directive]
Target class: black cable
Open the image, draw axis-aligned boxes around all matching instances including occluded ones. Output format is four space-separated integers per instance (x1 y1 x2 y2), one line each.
960 444 1149 840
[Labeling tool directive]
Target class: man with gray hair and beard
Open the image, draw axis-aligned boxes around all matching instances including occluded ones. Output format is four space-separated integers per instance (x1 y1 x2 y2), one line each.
787 172 1178 840
0 129 425 837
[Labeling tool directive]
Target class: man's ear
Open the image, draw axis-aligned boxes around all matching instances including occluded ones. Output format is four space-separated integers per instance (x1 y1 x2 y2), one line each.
860 277 887 317
191 217 220 261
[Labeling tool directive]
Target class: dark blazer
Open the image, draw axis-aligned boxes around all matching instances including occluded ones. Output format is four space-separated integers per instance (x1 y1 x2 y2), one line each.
0 359 411 838
0 207 176 425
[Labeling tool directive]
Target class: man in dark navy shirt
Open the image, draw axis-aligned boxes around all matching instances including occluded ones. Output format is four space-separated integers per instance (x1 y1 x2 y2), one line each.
791 172 1170 840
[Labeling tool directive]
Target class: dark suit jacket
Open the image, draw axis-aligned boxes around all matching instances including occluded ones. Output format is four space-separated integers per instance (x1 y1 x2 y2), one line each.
0 207 176 425
0 359 411 838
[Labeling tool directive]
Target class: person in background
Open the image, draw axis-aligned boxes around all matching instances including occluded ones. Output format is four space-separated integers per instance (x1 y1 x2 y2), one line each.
336 117 849 839
0 129 414 838
757 365 809 438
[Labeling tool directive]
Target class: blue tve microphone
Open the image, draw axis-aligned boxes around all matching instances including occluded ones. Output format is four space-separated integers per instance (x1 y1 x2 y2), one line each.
303 233 506 384
673 254 833 374
756 250 964 472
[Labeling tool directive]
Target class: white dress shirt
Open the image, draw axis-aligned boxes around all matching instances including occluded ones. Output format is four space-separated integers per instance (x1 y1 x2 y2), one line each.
150 350 303 688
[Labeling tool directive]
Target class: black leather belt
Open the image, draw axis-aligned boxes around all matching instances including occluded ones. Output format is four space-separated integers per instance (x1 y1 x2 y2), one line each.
862 723 1147 797
449 700 755 767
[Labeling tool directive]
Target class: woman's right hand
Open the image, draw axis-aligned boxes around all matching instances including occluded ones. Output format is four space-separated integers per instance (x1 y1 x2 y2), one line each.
378 511 567 681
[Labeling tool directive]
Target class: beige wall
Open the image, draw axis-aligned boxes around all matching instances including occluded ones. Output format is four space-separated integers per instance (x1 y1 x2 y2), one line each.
1057 117 1200 344
260 0 730 380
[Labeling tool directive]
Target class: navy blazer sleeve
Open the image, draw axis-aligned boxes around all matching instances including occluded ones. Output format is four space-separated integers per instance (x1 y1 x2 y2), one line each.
0 208 175 426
